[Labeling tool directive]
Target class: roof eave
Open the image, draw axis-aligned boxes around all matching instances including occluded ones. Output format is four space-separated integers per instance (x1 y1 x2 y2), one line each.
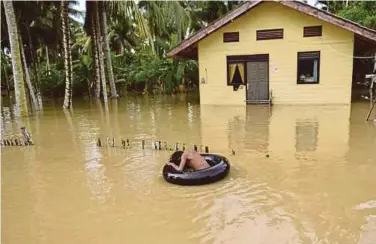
168 0 376 59
167 0 263 59
280 1 376 41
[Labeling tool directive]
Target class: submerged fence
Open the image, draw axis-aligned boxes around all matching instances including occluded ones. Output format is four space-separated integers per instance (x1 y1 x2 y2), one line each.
96 137 210 153
1 127 34 147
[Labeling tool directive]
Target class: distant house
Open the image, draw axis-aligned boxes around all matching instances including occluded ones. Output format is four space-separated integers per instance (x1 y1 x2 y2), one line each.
168 0 376 105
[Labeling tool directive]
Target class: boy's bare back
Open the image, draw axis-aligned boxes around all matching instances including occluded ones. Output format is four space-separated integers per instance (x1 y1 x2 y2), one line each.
183 150 210 170
166 150 210 172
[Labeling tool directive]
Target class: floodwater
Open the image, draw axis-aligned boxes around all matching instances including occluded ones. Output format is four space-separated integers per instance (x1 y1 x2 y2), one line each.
1 94 376 244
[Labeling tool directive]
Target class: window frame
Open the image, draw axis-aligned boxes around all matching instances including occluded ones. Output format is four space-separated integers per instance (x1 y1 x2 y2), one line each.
226 60 246 86
223 32 239 43
297 51 321 85
256 28 284 41
226 54 269 86
303 25 323 37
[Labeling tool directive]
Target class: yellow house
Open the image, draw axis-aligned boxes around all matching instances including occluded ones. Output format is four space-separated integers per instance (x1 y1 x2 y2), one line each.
168 0 376 105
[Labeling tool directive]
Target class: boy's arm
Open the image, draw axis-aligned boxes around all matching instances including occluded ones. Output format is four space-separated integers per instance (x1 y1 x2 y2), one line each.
166 163 181 171
166 153 188 172
177 153 188 171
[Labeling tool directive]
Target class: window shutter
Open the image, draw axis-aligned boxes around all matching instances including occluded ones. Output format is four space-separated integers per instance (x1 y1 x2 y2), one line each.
256 29 283 40
223 32 239 42
298 51 320 60
303 26 322 37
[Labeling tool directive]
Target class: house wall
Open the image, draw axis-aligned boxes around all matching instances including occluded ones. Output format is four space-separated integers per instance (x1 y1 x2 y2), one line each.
198 2 354 105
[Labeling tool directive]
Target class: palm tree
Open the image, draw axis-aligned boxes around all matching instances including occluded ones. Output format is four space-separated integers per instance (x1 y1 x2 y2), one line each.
19 33 39 110
61 0 73 109
84 1 104 100
94 1 108 103
107 14 138 55
2 0 28 116
107 0 153 52
89 3 101 99
13 1 45 110
138 1 191 55
9 1 81 109
99 2 117 98
84 0 152 100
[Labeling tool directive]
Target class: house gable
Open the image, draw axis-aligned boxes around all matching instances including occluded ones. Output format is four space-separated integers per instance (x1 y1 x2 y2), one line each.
198 1 354 50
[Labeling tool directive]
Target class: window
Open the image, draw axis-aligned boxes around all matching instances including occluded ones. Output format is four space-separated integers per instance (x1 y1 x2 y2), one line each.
297 51 320 84
223 32 239 42
226 55 268 87
256 29 283 40
227 62 245 86
303 26 322 37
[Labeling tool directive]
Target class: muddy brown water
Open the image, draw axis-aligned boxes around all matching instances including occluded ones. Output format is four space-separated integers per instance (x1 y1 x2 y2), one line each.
1 95 376 244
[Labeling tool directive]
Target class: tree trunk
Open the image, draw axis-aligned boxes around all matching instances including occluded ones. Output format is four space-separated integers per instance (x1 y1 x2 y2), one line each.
99 2 118 98
35 56 43 109
3 64 10 97
61 1 73 109
45 46 50 75
92 15 101 99
68 18 73 106
95 2 108 103
3 0 28 117
20 34 39 110
26 25 43 109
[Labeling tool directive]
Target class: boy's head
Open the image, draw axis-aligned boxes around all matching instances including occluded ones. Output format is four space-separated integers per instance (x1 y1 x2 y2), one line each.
169 151 184 165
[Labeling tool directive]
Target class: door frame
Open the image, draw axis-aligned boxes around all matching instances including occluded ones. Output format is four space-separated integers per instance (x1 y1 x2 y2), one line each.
226 54 270 103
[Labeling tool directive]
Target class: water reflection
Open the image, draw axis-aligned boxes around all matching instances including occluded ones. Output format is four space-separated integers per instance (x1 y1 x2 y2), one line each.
199 105 248 153
268 105 350 161
295 119 319 152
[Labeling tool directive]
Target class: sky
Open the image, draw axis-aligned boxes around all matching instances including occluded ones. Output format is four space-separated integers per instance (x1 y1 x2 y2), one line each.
71 0 86 24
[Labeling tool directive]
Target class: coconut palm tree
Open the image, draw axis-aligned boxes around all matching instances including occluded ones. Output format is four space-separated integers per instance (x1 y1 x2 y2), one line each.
107 14 138 55
19 33 39 110
4 1 81 110
61 0 73 109
94 2 108 103
2 0 28 116
84 0 152 100
99 2 117 98
84 1 104 100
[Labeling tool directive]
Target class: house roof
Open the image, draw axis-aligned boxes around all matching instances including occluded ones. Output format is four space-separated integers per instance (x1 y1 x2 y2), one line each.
167 0 376 59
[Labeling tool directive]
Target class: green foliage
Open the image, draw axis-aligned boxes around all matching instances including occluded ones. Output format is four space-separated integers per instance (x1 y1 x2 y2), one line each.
37 56 93 97
115 51 198 94
319 1 376 30
4 0 375 100
337 2 376 30
38 61 65 97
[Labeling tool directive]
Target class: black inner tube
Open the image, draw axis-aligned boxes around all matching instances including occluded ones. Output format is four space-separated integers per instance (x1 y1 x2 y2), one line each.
162 154 230 186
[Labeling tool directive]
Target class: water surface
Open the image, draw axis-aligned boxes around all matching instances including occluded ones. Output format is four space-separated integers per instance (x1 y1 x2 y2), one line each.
2 95 376 244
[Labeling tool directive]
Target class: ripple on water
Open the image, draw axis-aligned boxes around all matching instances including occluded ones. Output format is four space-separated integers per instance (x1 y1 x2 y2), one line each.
185 178 293 242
